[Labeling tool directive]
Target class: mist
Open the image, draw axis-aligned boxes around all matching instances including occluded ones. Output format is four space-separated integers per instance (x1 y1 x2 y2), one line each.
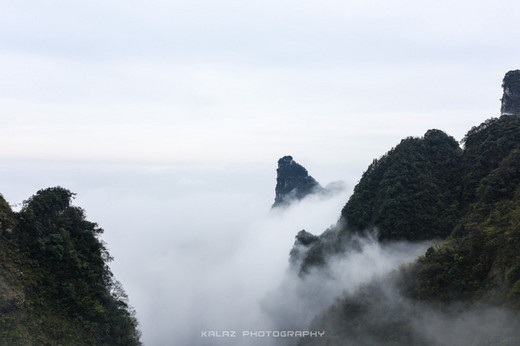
302 269 520 346
3 159 503 346
0 159 430 345
0 160 349 345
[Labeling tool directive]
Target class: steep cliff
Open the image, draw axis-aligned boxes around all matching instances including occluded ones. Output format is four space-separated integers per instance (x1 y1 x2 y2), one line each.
501 70 520 115
272 155 324 208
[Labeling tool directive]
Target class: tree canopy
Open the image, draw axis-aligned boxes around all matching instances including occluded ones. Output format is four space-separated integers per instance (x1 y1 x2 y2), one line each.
1 187 141 345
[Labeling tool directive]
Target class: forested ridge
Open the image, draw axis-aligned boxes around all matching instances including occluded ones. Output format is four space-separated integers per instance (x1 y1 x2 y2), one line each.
298 114 520 345
0 187 141 345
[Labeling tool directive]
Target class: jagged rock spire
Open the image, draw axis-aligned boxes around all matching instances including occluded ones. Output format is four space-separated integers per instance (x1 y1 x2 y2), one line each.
272 156 323 208
501 70 520 115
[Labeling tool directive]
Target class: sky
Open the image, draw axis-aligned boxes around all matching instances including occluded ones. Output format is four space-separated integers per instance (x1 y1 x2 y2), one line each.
2 1 520 345
2 0 519 169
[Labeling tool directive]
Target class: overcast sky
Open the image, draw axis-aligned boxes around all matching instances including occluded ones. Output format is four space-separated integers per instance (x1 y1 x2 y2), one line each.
2 0 519 170
2 2 520 345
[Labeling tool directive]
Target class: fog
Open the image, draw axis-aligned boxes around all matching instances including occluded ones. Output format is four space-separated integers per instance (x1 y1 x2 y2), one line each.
2 151 519 346
304 270 520 346
4 158 517 346
3 1 520 344
0 159 437 346
263 232 431 337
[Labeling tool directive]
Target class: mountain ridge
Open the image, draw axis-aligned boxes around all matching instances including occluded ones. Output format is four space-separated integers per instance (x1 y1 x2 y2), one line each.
0 187 141 345
294 70 520 345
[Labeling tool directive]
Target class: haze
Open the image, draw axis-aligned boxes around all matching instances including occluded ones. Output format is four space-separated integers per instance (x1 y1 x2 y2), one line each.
2 0 520 344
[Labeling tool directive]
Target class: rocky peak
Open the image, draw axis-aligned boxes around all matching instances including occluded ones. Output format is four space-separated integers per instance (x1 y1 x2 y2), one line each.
288 230 320 266
294 229 319 246
272 156 323 208
501 70 520 115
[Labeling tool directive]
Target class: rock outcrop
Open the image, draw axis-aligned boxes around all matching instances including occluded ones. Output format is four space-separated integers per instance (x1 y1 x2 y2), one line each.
272 156 324 208
501 70 520 115
289 230 320 266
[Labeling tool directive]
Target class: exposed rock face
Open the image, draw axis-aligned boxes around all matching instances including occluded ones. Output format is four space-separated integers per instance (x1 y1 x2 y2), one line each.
289 230 319 266
294 229 319 246
501 70 520 115
272 156 323 208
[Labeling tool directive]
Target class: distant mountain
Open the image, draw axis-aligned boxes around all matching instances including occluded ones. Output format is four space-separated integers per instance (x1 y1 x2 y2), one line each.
272 155 345 209
293 70 520 345
501 70 520 115
272 155 325 208
0 187 141 345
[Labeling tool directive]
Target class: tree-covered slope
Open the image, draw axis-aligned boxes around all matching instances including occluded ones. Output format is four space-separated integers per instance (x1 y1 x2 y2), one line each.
0 187 141 345
410 115 520 304
341 129 462 241
297 115 520 345
295 129 462 273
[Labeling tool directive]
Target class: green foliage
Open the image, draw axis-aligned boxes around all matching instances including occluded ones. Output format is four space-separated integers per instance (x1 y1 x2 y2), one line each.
460 115 520 205
341 129 461 240
0 194 15 236
298 114 520 344
0 187 141 345
339 116 520 242
348 115 520 306
404 116 520 307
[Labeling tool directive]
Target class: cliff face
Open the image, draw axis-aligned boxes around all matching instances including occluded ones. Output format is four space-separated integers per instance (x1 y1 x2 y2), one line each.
501 70 520 115
272 156 324 208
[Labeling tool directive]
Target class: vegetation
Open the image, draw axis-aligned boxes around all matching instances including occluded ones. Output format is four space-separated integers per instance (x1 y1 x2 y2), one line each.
341 129 462 241
298 129 463 272
298 114 520 344
409 115 520 304
0 187 141 345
